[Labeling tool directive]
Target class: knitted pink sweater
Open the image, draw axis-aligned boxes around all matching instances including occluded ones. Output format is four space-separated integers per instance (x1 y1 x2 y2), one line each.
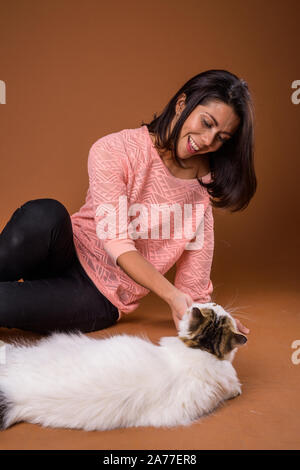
71 125 214 320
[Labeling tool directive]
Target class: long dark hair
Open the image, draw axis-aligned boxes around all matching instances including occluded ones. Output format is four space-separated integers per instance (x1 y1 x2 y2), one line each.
141 70 256 212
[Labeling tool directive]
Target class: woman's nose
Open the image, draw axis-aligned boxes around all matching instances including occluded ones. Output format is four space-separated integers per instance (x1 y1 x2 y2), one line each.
202 131 215 147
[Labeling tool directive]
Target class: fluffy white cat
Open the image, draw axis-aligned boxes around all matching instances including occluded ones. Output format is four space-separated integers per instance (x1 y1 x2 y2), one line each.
0 302 247 431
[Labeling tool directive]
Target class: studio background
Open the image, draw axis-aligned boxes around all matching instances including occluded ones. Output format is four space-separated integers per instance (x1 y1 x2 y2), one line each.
0 0 299 450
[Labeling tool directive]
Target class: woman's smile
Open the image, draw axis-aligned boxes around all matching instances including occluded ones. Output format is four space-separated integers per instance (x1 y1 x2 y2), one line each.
187 135 201 153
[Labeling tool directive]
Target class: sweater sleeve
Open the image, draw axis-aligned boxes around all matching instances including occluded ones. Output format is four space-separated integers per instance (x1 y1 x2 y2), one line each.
174 202 214 303
87 139 138 267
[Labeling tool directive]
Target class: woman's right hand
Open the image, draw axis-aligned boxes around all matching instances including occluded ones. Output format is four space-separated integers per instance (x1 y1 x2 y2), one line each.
167 288 194 330
116 251 194 330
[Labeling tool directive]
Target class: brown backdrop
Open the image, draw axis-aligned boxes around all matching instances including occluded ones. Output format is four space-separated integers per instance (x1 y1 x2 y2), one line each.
0 0 299 450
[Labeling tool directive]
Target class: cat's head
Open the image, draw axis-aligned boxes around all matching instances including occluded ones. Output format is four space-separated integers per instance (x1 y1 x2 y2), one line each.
178 302 247 361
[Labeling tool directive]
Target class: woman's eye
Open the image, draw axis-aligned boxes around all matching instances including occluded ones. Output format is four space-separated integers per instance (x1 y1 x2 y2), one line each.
202 117 229 144
202 118 213 128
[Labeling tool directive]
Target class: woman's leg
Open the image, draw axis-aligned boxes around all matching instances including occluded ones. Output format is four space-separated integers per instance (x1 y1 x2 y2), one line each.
0 258 119 333
0 198 76 281
0 198 119 333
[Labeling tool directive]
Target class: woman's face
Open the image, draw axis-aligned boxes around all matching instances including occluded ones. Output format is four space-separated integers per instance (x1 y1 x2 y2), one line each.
171 95 240 159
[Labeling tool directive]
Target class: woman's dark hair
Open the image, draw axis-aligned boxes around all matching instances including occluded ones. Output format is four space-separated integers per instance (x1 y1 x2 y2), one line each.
141 69 256 212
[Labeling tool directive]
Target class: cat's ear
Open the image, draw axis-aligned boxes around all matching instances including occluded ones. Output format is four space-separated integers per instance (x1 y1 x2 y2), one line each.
230 332 247 348
191 307 211 322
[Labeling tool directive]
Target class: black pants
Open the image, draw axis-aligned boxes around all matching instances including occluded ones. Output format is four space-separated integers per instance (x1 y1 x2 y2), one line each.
0 198 119 334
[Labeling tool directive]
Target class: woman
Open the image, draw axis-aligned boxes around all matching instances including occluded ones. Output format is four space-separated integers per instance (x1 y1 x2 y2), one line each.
0 69 255 335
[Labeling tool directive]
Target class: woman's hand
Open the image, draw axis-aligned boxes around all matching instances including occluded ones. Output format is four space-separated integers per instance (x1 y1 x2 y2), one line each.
167 288 194 331
235 318 250 335
166 286 250 336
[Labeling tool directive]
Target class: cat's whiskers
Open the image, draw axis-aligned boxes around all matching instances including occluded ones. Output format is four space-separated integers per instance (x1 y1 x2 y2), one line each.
222 303 255 324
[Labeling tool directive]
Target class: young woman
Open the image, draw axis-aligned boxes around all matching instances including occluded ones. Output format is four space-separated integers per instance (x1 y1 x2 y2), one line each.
0 69 256 335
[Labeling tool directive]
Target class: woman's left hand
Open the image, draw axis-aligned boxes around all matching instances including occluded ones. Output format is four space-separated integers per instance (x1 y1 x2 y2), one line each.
235 318 250 335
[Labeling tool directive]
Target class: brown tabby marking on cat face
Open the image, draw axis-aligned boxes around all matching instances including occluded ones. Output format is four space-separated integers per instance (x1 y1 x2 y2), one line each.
180 307 247 359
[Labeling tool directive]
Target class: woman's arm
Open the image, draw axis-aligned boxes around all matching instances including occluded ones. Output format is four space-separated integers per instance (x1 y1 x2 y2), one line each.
117 251 175 301
117 251 193 329
174 202 214 303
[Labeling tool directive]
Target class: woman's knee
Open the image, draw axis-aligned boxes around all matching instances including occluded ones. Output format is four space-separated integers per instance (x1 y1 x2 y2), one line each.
0 198 71 257
20 198 70 225
14 198 71 238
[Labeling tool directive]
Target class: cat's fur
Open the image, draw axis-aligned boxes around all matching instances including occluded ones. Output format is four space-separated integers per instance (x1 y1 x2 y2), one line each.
0 302 247 431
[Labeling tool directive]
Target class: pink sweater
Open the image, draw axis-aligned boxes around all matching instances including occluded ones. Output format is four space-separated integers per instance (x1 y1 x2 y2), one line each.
71 125 214 320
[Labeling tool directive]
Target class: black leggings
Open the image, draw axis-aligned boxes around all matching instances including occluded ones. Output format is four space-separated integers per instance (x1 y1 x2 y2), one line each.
0 198 119 334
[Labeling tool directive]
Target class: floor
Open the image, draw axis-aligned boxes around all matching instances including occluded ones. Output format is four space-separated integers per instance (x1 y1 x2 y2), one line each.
0 269 299 450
